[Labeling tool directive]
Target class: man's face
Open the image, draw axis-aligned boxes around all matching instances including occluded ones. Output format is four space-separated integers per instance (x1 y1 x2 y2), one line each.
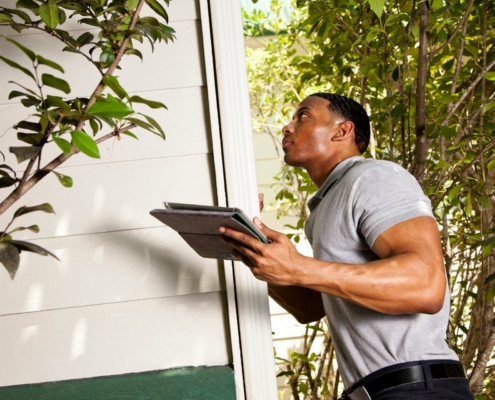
281 96 343 167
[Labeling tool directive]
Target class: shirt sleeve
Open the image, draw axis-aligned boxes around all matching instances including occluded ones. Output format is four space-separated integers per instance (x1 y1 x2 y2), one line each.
352 161 434 248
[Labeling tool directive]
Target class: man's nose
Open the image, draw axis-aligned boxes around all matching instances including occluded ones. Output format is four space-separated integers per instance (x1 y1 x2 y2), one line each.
282 121 293 135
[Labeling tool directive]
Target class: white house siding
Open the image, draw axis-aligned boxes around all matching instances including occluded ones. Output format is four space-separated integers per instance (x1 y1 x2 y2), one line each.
0 0 233 388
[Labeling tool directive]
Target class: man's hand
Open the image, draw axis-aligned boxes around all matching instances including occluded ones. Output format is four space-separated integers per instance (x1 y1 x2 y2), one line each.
219 218 305 286
259 193 264 212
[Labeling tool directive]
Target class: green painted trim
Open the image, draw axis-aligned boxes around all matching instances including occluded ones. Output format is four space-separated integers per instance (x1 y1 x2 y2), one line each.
0 366 236 400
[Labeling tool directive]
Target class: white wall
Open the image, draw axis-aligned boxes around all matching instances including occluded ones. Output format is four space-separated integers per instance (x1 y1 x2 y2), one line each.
0 0 233 387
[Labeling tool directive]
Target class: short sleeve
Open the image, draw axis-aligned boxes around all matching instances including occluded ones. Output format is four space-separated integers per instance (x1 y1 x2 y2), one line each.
352 161 434 248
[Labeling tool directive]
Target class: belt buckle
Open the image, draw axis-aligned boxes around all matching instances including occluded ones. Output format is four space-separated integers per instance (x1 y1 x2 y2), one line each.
348 386 372 400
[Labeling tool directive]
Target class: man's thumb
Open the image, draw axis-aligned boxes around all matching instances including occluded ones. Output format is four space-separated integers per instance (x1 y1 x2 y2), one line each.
253 217 279 239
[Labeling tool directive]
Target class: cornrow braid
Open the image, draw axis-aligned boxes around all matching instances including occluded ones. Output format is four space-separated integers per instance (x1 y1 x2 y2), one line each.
310 93 370 154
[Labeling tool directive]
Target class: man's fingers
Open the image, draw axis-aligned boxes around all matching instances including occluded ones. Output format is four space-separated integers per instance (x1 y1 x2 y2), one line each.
253 217 286 242
259 193 264 212
219 226 262 250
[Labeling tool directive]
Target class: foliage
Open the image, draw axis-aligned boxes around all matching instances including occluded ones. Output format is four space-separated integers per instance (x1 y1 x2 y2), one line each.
245 0 495 398
0 0 174 279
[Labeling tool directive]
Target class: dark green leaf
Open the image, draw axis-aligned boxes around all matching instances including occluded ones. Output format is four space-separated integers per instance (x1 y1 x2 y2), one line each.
4 7 32 23
70 130 100 159
0 242 20 279
53 170 73 187
8 81 39 97
0 176 17 188
52 134 72 155
6 38 36 62
89 118 100 135
76 32 94 47
14 203 55 218
39 3 60 29
368 0 385 18
0 55 35 81
41 74 71 94
46 95 70 112
87 101 133 119
9 90 36 101
37 55 64 73
102 76 128 99
0 164 17 176
9 240 59 260
9 146 41 163
15 121 42 132
129 95 167 109
124 117 156 133
146 0 169 22
391 104 405 119
17 132 42 145
16 0 40 14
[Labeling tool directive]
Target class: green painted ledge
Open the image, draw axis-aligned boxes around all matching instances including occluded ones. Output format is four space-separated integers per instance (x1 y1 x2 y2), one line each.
0 365 236 400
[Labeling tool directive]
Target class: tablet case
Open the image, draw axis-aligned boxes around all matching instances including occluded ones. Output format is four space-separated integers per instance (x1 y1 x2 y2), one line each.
150 204 269 260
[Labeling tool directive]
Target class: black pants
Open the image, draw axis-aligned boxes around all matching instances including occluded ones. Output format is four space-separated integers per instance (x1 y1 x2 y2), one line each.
343 360 475 400
373 378 474 399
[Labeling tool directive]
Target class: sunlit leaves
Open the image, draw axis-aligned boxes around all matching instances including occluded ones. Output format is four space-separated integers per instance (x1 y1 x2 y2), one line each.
87 101 133 119
70 130 100 159
39 3 61 29
52 134 72 155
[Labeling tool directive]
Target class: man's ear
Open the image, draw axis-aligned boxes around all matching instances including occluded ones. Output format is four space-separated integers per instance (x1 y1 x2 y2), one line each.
331 121 355 142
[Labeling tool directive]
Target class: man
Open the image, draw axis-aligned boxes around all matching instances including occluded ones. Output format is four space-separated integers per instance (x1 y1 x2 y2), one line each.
220 93 474 399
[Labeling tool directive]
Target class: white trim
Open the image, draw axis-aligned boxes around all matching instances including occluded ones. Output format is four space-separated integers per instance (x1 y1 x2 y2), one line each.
198 1 246 399
208 1 278 399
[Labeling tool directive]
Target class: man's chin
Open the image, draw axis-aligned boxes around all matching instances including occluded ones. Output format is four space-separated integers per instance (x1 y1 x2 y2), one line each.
283 154 302 167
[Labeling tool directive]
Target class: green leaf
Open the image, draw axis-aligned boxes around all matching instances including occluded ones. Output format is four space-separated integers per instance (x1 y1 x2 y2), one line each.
9 240 59 260
0 55 35 81
124 48 143 60
127 0 140 9
487 159 495 171
46 95 70 112
8 225 39 234
368 0 385 18
16 0 40 13
146 0 169 22
14 203 55 219
37 55 64 73
0 242 20 279
53 170 73 187
102 76 128 99
99 48 115 65
121 131 138 140
39 3 60 29
142 113 165 138
76 32 94 47
484 72 495 81
41 74 71 94
0 13 14 23
466 192 473 215
87 101 133 119
129 95 167 109
391 104 405 119
52 134 72 155
9 146 41 163
439 125 456 140
6 38 36 62
483 100 495 113
70 130 100 159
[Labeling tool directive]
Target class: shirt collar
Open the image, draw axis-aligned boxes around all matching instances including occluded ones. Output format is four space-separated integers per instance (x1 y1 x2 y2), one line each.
307 156 364 212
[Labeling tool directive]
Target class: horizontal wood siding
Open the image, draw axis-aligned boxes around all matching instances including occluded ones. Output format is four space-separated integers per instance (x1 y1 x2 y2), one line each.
0 0 231 388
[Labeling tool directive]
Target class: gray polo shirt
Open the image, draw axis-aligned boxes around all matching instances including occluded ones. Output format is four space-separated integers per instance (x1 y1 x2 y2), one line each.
304 156 458 387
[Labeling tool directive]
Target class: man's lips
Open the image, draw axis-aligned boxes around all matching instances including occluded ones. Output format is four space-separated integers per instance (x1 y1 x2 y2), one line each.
282 138 292 149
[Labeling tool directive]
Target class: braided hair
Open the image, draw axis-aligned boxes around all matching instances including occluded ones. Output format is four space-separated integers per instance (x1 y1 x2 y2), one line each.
310 93 370 154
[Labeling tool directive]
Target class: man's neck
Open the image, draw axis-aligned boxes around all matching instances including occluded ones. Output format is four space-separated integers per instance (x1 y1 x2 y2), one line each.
308 152 361 188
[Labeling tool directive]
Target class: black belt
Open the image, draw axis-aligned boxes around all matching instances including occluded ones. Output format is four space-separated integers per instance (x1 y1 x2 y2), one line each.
343 361 467 399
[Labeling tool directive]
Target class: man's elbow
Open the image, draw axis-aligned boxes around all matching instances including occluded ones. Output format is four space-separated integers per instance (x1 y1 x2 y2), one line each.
415 284 446 314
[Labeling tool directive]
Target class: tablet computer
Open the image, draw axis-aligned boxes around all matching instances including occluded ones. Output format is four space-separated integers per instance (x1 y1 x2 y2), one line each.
150 202 269 260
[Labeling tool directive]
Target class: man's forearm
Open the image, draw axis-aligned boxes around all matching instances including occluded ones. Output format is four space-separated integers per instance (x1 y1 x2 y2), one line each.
268 284 325 324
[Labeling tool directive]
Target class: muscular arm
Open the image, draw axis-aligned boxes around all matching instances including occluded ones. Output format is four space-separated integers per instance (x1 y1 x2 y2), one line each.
220 216 446 316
